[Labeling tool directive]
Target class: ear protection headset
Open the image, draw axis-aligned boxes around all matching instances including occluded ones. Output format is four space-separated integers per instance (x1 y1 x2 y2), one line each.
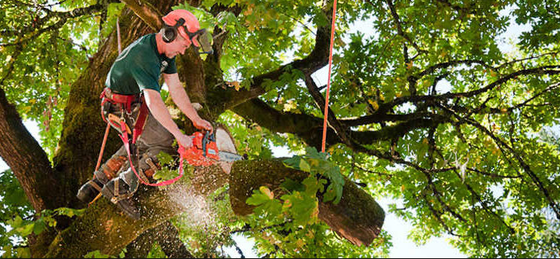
161 18 186 43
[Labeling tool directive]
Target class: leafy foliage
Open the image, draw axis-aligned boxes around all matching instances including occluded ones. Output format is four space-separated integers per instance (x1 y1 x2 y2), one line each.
283 146 345 204
0 171 84 258
244 178 390 258
0 170 33 258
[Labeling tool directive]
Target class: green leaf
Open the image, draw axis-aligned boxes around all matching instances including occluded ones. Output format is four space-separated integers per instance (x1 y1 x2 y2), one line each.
84 250 111 258
280 178 305 192
283 155 302 169
247 186 273 206
299 159 311 172
33 219 47 235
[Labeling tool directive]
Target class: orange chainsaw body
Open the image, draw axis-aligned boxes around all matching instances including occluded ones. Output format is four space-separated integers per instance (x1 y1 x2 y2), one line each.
181 131 220 166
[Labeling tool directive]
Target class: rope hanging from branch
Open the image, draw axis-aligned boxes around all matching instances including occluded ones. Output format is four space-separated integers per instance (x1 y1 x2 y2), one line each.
321 0 338 153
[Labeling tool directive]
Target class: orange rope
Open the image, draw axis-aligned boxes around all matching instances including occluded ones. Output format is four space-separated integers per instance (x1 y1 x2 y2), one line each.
89 18 123 207
321 0 338 153
117 17 122 54
94 122 111 172
94 18 122 172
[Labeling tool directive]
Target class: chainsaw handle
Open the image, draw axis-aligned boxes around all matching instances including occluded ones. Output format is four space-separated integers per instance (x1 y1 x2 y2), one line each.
202 132 208 157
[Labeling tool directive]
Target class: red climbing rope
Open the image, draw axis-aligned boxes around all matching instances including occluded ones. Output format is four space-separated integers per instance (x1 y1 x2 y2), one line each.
95 18 123 172
321 0 338 153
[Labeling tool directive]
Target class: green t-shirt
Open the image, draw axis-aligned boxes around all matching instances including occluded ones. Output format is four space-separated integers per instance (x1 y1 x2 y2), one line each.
105 34 177 94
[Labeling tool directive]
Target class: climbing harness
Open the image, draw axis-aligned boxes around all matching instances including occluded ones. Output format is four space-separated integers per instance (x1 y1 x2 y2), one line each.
98 88 174 187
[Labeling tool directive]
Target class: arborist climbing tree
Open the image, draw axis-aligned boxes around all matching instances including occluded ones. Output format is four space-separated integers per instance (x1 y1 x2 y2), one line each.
77 9 215 219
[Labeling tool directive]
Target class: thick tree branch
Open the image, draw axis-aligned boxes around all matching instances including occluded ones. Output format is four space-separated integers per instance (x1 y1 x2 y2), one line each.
44 164 227 258
119 0 165 30
45 157 385 257
232 98 452 149
229 159 385 246
341 112 435 126
126 220 193 258
351 116 452 144
0 88 56 213
231 98 324 140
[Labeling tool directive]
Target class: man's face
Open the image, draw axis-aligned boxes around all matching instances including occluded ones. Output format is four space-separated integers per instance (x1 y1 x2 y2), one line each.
166 34 191 58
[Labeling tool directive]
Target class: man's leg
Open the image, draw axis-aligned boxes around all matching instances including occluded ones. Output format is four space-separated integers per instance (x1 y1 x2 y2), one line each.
100 168 141 220
100 113 176 219
76 146 127 204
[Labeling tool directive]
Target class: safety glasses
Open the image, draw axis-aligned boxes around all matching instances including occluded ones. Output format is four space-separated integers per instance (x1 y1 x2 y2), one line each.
188 29 213 55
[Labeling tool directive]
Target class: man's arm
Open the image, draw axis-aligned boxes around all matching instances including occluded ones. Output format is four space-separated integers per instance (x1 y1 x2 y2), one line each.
143 89 193 148
163 73 213 132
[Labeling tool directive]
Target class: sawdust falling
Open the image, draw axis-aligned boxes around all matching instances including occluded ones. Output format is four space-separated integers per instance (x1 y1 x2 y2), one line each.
164 185 216 227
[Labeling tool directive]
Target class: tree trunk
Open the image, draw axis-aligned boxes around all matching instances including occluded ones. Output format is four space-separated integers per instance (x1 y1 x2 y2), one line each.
125 220 193 258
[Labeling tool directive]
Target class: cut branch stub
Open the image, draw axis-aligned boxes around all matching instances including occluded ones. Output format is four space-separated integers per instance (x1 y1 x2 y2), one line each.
229 159 385 246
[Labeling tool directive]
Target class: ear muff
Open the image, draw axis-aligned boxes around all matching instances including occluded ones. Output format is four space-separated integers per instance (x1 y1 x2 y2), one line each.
161 18 186 43
161 26 177 43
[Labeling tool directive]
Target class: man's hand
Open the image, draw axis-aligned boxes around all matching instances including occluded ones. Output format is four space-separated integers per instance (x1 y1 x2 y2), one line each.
193 118 213 133
175 133 193 149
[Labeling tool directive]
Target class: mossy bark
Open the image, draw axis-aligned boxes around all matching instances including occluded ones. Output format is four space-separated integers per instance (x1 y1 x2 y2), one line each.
125 220 193 258
229 159 385 246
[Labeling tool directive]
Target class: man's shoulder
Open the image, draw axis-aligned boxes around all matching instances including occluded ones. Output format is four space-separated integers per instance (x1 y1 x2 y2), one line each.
130 34 156 51
120 34 158 63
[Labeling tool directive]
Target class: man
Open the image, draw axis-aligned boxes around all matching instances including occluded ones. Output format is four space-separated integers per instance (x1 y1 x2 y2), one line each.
76 9 213 219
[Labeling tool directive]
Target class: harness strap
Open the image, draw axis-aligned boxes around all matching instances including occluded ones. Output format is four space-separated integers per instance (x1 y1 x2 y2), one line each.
132 101 149 144
110 180 134 204
100 88 137 113
90 180 103 192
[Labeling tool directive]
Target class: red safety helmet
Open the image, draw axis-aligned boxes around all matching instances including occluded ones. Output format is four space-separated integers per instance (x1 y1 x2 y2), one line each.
162 9 200 40
161 9 213 54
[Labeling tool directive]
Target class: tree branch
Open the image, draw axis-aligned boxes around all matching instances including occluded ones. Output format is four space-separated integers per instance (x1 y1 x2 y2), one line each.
385 0 426 55
0 87 55 213
225 11 332 109
1 1 119 46
439 102 560 219
125 220 193 258
304 75 353 148
119 0 164 30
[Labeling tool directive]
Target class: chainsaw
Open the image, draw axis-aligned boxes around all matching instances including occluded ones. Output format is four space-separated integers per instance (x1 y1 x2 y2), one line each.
179 130 244 166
